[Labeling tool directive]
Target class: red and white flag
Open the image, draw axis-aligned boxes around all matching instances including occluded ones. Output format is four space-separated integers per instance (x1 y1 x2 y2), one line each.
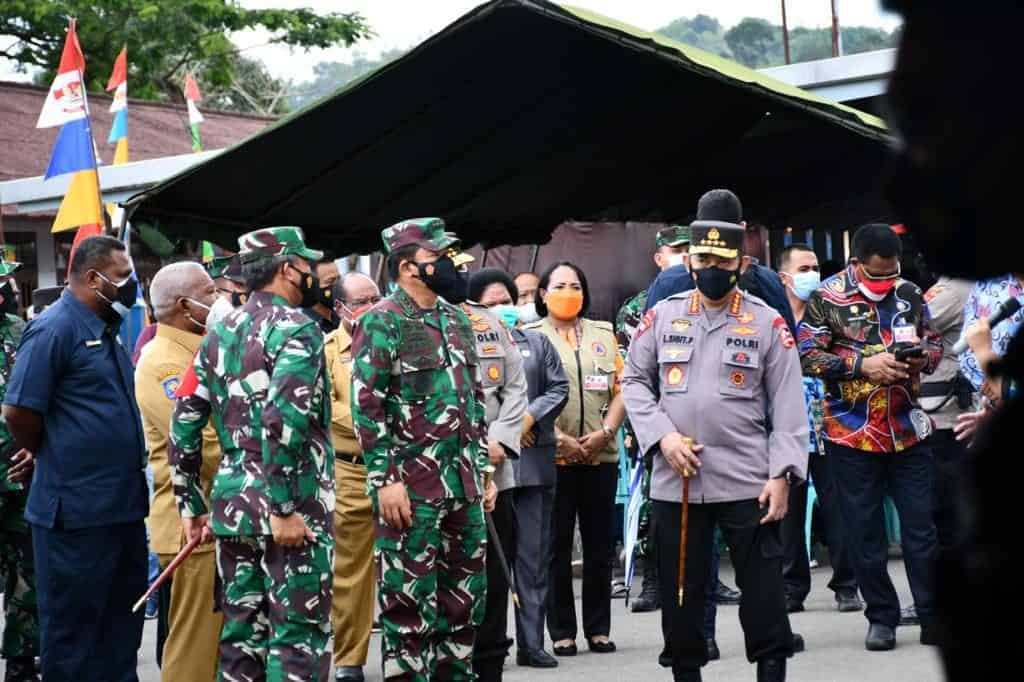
37 19 89 129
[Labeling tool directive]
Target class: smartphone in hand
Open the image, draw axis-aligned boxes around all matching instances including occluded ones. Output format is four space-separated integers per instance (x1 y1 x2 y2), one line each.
894 345 925 361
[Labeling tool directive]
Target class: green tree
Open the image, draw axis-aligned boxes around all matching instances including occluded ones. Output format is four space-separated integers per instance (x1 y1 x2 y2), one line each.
657 14 733 59
199 52 292 116
724 18 783 68
289 48 406 110
0 0 371 110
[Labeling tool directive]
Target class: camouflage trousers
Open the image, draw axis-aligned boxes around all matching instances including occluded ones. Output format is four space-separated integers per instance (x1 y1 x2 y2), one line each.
636 458 654 559
214 534 333 681
374 497 487 681
0 489 39 674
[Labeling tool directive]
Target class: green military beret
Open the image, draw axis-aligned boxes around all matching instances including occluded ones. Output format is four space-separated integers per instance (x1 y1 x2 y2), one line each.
381 217 460 255
237 226 323 264
689 220 744 259
656 225 690 248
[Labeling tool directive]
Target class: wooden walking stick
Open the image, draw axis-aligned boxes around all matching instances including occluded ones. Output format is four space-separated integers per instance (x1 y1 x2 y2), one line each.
678 436 693 607
132 534 202 612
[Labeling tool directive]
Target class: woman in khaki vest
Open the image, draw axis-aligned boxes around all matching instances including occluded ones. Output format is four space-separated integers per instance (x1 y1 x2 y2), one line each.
524 261 626 656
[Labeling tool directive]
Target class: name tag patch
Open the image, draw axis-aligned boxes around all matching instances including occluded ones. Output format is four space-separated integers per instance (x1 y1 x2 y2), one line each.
894 325 917 344
726 337 759 349
584 374 609 392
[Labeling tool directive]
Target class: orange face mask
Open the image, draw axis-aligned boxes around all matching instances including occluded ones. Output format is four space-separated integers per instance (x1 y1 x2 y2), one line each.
545 288 584 320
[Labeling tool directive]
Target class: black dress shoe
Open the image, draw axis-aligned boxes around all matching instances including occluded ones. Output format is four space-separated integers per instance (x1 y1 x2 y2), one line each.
757 657 786 682
706 638 720 661
791 633 805 654
553 642 577 657
714 579 741 605
516 649 559 668
672 664 702 682
920 625 938 646
586 637 617 653
899 605 919 626
785 596 804 613
865 623 896 651
835 588 864 613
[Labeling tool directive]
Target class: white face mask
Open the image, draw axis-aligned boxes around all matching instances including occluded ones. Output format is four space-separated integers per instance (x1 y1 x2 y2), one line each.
517 302 541 324
206 295 235 329
665 253 686 268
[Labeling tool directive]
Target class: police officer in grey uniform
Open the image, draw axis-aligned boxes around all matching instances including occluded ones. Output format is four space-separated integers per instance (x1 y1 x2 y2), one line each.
622 218 808 682
462 297 529 681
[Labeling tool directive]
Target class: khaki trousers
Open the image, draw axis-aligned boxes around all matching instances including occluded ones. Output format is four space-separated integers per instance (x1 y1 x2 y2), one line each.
332 458 376 667
158 549 222 681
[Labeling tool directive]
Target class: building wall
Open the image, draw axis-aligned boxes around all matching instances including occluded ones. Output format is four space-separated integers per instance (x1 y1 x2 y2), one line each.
4 214 58 307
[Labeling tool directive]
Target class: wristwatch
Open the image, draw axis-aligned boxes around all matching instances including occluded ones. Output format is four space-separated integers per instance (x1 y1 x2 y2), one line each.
601 424 614 440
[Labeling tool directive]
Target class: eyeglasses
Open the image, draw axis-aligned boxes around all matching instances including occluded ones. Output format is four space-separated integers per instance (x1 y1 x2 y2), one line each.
860 262 901 280
347 295 382 307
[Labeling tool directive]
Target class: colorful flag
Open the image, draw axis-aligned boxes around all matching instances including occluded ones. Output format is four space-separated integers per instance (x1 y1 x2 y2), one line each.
36 19 87 129
42 19 104 236
106 46 128 162
184 73 204 152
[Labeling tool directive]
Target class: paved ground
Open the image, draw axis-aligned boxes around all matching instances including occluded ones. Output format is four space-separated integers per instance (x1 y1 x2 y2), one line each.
2 558 945 681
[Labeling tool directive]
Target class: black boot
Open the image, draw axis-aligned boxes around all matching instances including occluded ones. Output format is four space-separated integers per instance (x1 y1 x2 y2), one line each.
756 657 786 682
630 557 661 612
3 658 40 682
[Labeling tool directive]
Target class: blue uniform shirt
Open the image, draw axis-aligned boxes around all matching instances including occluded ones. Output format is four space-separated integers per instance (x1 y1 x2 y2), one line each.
4 290 149 529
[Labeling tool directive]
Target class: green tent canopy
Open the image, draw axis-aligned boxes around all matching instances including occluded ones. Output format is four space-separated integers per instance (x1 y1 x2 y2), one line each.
126 0 893 254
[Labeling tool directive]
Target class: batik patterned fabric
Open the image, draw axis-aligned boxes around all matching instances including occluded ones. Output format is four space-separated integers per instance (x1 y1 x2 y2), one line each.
957 274 1024 390
802 375 826 455
168 290 335 538
350 286 489 501
1 488 39 668
799 265 941 453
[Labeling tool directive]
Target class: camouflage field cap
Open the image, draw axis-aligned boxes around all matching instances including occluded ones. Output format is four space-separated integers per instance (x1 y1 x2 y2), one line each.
689 220 744 259
656 225 690 248
237 226 323 264
206 254 244 282
381 217 460 255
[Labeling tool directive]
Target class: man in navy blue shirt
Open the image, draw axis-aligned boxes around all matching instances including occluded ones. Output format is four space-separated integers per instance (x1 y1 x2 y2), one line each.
3 236 149 682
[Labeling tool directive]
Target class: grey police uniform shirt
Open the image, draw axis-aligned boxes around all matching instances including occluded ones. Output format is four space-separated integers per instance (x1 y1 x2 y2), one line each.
921 277 975 430
621 289 808 504
464 301 528 492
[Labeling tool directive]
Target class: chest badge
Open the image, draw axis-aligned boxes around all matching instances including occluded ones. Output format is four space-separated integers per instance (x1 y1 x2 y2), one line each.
730 326 758 336
592 341 607 356
730 370 746 388
737 312 755 324
162 376 181 399
487 364 502 382
671 319 691 331
666 365 684 386
732 351 748 364
480 343 498 355
666 347 687 359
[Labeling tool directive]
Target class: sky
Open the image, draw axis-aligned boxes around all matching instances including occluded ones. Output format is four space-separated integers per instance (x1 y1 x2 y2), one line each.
1 1 901 84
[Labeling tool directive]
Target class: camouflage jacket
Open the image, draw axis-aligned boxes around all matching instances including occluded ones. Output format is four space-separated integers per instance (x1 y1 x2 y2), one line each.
615 290 647 358
351 286 488 501
0 313 23 492
168 291 335 538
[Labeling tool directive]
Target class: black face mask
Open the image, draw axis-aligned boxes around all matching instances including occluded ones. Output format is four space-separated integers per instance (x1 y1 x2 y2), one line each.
289 264 320 309
415 256 468 304
0 281 17 316
691 265 738 301
231 290 249 308
95 271 139 320
317 283 334 309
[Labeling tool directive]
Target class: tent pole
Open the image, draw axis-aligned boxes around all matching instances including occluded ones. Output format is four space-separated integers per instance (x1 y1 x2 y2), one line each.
781 0 791 65
529 244 540 272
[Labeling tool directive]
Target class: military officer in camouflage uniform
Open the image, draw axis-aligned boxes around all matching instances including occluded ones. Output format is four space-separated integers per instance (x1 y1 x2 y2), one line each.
169 226 335 681
351 217 498 682
0 256 39 682
622 220 807 682
615 225 690 613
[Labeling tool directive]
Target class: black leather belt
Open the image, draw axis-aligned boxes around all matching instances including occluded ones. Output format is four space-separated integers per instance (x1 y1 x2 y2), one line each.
337 452 364 466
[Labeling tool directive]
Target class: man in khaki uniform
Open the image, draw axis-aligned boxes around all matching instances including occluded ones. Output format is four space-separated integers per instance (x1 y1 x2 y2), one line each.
328 271 382 682
135 262 222 681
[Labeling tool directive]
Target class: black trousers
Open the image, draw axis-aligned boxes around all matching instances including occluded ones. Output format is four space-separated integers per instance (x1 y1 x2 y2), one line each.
653 499 793 669
828 440 937 628
32 520 147 682
781 454 857 602
513 485 555 653
473 489 517 679
930 429 968 551
547 463 617 641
